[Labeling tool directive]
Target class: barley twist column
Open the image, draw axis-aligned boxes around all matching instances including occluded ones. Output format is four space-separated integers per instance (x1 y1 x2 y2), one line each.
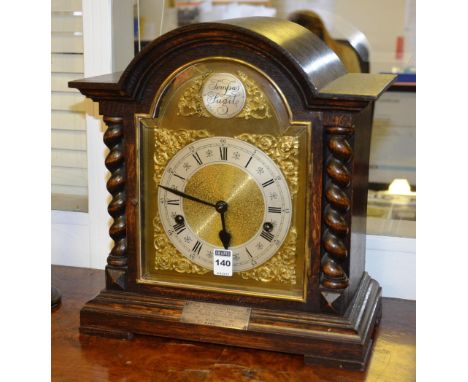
321 124 353 289
103 116 127 290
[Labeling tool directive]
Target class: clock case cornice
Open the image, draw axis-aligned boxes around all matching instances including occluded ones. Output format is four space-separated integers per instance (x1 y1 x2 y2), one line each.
70 17 395 370
69 17 394 112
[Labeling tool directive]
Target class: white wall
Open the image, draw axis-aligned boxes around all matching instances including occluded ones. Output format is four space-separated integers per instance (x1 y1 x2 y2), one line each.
81 0 135 269
51 210 91 267
366 235 415 300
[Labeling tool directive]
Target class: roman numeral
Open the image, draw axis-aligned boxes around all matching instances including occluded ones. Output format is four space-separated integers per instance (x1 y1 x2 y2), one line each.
173 221 186 235
268 206 282 213
245 156 253 168
192 152 203 165
192 240 203 255
219 147 228 161
262 179 274 188
260 230 274 242
173 173 185 181
167 199 180 205
246 248 257 266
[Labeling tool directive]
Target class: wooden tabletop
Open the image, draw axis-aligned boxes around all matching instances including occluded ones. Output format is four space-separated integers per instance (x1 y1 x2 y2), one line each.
52 265 415 381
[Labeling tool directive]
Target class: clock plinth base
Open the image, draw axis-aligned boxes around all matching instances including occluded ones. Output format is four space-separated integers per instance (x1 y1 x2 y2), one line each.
304 337 374 370
80 325 135 340
79 273 381 370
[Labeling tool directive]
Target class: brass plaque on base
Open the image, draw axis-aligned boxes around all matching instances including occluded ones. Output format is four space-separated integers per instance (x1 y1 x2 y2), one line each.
181 301 251 330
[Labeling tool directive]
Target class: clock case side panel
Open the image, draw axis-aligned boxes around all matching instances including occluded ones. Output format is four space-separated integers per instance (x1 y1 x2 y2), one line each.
319 104 375 314
348 103 375 297
310 73 395 314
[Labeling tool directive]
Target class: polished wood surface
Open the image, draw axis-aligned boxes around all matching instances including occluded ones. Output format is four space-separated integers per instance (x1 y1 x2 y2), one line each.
288 10 365 73
52 265 415 381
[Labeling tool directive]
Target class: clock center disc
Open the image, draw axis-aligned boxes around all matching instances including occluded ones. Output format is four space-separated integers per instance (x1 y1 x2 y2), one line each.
183 163 264 248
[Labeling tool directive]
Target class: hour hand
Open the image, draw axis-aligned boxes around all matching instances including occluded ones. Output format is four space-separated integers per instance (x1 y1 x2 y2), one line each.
158 185 216 208
219 228 231 250
218 211 231 249
216 201 231 249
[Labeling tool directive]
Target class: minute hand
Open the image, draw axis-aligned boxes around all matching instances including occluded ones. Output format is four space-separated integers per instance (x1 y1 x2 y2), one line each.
158 185 216 208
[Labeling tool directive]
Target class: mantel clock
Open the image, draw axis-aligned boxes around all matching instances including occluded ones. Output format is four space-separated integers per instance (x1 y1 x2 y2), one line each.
70 17 395 370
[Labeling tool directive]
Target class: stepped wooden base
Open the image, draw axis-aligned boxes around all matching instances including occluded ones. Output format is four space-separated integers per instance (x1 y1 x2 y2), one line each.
80 273 381 371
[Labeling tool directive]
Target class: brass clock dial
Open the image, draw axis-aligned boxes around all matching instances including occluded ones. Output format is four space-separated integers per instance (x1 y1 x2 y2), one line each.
158 136 292 272
138 60 310 299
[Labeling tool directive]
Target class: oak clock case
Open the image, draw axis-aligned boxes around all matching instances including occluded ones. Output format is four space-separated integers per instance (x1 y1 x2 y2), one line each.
69 17 395 371
138 61 310 301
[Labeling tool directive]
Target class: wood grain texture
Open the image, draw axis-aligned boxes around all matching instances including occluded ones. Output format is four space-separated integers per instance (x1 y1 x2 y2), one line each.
52 265 415 382
79 271 381 369
347 104 375 298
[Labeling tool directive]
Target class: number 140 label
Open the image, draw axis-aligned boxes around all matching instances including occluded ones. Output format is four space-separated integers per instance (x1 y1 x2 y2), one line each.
213 249 233 277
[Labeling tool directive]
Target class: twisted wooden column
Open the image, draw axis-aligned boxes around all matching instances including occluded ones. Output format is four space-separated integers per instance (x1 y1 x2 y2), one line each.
321 124 353 289
103 116 127 290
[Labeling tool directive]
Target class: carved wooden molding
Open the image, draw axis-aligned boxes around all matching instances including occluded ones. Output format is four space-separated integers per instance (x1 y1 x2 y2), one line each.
321 117 353 289
103 116 127 290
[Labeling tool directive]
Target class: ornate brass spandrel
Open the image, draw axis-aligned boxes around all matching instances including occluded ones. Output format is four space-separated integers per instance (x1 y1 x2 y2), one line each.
152 128 300 285
236 71 272 120
240 228 297 284
153 127 211 275
233 133 299 285
177 72 211 117
235 133 299 196
152 127 211 183
177 71 271 120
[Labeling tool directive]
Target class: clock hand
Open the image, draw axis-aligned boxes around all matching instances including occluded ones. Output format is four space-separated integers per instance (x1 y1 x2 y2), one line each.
158 185 217 208
160 184 232 249
215 201 231 250
218 212 231 250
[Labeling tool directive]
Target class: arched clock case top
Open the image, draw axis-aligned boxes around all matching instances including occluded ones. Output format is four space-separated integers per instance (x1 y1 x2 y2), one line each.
70 17 395 370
